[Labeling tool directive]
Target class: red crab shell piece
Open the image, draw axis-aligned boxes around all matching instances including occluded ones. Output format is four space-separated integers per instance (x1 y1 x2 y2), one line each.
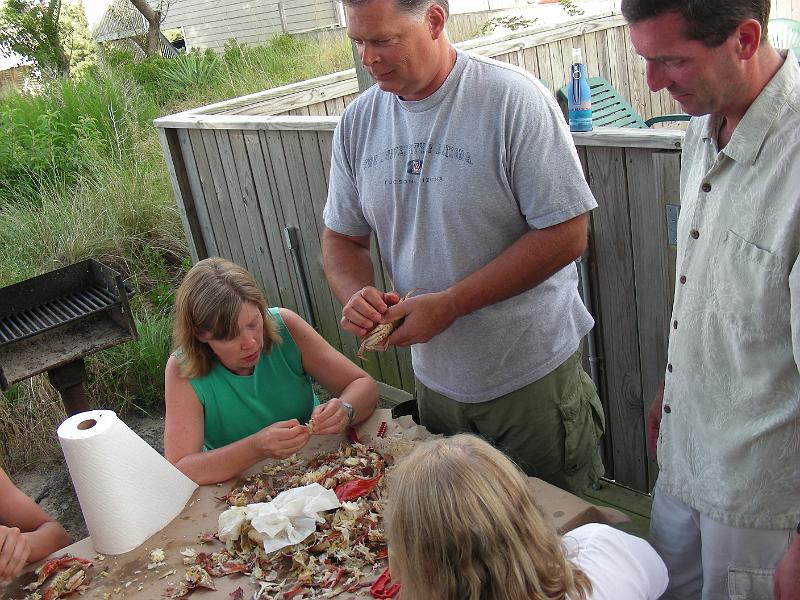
334 473 383 502
31 555 93 589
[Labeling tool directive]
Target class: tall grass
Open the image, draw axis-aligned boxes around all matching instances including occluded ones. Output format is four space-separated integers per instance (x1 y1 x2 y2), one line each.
0 377 65 473
0 68 158 200
216 34 353 100
0 133 184 287
0 31 355 474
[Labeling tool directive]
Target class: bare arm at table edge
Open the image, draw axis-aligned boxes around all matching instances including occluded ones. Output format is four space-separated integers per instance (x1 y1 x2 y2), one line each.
0 469 72 581
383 212 591 347
322 228 401 336
280 308 378 433
163 356 311 485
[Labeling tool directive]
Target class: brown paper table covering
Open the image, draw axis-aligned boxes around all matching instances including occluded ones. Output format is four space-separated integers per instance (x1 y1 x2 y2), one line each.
1 409 627 599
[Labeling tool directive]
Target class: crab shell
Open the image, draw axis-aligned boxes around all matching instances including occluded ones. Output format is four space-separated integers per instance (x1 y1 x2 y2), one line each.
356 323 397 359
28 555 92 592
355 289 418 359
41 564 88 600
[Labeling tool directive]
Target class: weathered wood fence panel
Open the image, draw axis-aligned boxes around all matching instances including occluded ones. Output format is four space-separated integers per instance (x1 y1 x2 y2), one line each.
155 110 684 492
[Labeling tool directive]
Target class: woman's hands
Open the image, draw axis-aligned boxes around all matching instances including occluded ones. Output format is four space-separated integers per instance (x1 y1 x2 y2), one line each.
0 525 31 582
310 399 350 436
255 420 312 459
253 401 350 459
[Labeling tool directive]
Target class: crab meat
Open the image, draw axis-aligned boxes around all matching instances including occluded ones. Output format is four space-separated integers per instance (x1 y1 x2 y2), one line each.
167 565 216 598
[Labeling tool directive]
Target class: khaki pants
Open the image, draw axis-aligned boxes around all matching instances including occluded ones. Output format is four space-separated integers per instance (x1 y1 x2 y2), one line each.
650 481 790 600
416 348 605 495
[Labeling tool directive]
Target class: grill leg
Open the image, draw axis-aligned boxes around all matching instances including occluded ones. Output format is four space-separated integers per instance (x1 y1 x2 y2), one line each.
47 359 91 416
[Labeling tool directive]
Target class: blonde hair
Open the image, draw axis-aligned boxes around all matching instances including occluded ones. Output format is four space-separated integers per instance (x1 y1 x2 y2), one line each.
386 435 592 600
172 258 281 378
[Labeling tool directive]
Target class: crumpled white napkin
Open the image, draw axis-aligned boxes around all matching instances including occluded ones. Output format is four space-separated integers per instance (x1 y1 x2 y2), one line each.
218 483 341 553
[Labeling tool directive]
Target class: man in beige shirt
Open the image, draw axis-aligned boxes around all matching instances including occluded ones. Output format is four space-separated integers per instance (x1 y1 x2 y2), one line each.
622 0 800 598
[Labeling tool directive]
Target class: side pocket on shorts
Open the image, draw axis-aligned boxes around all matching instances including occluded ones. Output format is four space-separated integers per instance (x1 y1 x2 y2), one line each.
556 374 604 474
727 566 774 600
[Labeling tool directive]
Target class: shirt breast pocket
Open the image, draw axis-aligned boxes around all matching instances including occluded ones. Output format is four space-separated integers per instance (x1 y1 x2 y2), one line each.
711 229 788 335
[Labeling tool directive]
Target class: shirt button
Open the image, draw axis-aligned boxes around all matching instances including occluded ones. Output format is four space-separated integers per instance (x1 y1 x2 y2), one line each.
679 275 686 284
667 363 673 372
664 404 672 414
701 182 711 192
690 229 700 239
673 320 678 329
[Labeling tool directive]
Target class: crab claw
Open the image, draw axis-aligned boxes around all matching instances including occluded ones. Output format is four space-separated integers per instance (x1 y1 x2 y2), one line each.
27 555 93 591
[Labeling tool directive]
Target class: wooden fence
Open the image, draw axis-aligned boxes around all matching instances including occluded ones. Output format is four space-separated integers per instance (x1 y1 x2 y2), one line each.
154 100 683 492
164 14 683 125
774 0 800 19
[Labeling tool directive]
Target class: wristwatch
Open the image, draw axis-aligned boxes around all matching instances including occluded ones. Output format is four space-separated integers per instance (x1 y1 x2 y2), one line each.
342 401 355 426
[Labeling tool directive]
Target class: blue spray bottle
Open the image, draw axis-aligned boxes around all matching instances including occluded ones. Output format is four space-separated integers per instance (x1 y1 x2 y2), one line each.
568 48 592 132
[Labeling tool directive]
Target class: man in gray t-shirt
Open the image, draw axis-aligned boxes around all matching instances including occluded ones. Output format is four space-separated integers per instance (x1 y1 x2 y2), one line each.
322 0 605 493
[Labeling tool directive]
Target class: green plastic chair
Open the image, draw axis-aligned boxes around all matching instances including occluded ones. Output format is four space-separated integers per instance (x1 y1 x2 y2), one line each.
557 76 690 129
768 18 800 55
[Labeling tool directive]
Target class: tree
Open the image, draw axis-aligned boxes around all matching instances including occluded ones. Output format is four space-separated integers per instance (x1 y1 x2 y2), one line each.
129 0 169 57
62 1 97 78
0 0 71 76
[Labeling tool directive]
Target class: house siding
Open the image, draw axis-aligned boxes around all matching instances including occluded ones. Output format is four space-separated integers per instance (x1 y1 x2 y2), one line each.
161 0 340 51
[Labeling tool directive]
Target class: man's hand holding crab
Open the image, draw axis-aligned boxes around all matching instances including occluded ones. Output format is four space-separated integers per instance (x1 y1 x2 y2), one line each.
344 287 460 358
382 290 460 348
340 286 399 337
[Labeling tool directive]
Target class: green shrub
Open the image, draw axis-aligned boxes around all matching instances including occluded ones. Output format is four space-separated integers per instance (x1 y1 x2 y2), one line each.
102 49 171 106
0 67 158 199
164 48 220 92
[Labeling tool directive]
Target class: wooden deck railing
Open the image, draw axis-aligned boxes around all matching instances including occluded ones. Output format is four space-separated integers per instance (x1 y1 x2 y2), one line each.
160 13 682 125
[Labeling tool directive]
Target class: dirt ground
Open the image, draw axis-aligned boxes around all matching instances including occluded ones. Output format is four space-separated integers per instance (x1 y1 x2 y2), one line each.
12 410 166 541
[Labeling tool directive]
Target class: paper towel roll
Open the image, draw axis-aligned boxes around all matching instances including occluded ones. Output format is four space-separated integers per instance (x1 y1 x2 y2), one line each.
57 410 198 555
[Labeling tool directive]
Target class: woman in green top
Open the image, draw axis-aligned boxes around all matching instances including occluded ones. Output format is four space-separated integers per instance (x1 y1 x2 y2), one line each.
164 258 378 485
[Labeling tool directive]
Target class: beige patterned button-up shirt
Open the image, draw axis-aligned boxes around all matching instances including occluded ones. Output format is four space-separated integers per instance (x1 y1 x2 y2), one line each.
659 51 800 529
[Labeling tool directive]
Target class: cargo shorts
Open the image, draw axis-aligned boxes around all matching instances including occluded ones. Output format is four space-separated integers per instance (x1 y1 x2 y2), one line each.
416 347 606 495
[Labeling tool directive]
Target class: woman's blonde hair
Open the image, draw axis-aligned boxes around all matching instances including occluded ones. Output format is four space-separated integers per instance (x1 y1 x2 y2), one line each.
385 434 592 600
172 257 281 378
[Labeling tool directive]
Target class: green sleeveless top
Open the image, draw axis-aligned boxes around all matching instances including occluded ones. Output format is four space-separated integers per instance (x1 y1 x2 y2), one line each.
187 308 319 450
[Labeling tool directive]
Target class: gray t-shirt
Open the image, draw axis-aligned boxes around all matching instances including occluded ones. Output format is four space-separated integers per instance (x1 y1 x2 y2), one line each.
324 50 597 402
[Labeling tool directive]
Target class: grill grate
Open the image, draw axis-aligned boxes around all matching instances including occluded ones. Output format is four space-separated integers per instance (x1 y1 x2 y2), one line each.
0 285 119 346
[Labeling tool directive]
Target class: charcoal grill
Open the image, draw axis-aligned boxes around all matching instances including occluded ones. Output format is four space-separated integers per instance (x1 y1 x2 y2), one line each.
0 259 138 415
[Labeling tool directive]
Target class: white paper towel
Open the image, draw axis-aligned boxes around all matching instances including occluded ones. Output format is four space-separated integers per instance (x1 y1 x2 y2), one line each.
218 483 341 553
57 410 198 555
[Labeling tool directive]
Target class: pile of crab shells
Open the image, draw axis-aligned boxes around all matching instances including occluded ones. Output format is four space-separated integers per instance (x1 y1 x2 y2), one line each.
166 441 409 599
